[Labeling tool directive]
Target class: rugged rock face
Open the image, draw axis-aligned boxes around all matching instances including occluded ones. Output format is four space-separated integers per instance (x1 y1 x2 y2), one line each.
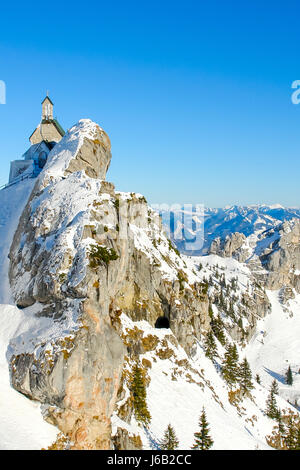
209 232 248 262
8 119 210 449
163 205 300 256
208 220 300 298
260 220 300 292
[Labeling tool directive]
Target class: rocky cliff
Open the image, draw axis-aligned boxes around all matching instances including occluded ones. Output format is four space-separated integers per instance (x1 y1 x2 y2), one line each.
4 119 300 450
7 119 211 449
208 219 300 301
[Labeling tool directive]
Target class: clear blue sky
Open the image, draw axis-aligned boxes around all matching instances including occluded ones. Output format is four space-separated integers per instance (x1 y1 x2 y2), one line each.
0 0 300 207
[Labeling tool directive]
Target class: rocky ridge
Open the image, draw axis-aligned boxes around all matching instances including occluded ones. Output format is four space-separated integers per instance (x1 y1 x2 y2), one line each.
7 119 211 449
6 119 299 450
208 219 300 301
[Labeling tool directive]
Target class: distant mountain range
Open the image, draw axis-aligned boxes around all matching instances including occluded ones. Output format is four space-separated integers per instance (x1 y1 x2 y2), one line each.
161 204 300 255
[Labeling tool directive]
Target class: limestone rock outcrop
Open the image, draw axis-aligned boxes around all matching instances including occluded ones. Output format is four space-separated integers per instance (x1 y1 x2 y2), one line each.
8 119 210 449
260 219 300 293
209 232 248 262
209 219 300 298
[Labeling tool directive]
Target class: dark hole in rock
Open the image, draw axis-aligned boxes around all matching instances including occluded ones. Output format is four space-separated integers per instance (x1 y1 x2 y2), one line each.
155 316 170 329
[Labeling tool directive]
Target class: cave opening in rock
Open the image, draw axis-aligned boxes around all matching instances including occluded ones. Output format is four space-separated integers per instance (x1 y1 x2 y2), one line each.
155 316 170 329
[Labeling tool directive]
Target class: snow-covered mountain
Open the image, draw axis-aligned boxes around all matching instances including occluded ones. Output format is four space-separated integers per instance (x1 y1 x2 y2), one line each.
162 205 300 255
0 119 299 450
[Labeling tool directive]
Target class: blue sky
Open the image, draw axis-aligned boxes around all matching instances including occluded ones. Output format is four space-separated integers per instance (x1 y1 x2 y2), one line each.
0 0 299 207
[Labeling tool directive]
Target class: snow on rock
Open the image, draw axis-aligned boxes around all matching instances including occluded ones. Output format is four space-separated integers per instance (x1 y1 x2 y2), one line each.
42 119 111 182
0 304 58 449
0 178 59 449
1 118 299 450
112 313 276 449
0 179 35 304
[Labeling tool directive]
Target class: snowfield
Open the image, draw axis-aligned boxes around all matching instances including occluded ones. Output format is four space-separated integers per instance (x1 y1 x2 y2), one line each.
247 290 300 408
111 306 292 449
0 305 58 449
0 179 34 304
0 179 58 449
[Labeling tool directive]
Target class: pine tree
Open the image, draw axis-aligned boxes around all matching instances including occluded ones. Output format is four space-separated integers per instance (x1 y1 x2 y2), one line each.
295 427 300 450
285 366 293 386
131 362 151 426
265 383 279 420
276 409 285 436
270 379 279 395
204 331 218 360
192 408 214 450
284 413 297 449
211 314 226 346
266 409 300 450
282 411 300 450
239 358 253 393
222 344 239 387
256 374 261 385
160 424 179 450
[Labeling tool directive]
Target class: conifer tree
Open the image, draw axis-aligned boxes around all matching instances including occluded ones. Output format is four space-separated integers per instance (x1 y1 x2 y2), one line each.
239 358 253 393
256 374 261 385
160 424 179 450
295 427 300 450
222 344 239 387
276 409 285 436
265 383 279 420
204 331 218 360
131 362 151 426
266 409 300 450
285 366 293 386
192 408 214 450
284 413 297 449
211 314 226 346
270 379 279 395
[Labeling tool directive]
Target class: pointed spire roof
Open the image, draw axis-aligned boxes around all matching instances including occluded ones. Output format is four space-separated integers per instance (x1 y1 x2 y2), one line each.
41 95 54 105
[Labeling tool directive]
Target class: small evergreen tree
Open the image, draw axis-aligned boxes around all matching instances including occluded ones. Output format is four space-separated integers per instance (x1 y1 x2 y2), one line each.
270 379 279 395
204 331 218 360
285 366 293 386
256 374 261 385
239 358 253 393
295 427 300 450
276 409 285 436
222 344 239 387
284 413 297 449
131 362 151 426
266 409 300 450
192 408 214 450
211 314 226 346
265 383 279 420
160 424 179 450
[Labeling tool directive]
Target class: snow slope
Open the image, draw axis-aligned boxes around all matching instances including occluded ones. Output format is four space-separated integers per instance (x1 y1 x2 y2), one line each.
0 180 58 449
110 252 300 450
246 290 300 408
0 304 58 449
112 313 288 450
0 179 35 303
